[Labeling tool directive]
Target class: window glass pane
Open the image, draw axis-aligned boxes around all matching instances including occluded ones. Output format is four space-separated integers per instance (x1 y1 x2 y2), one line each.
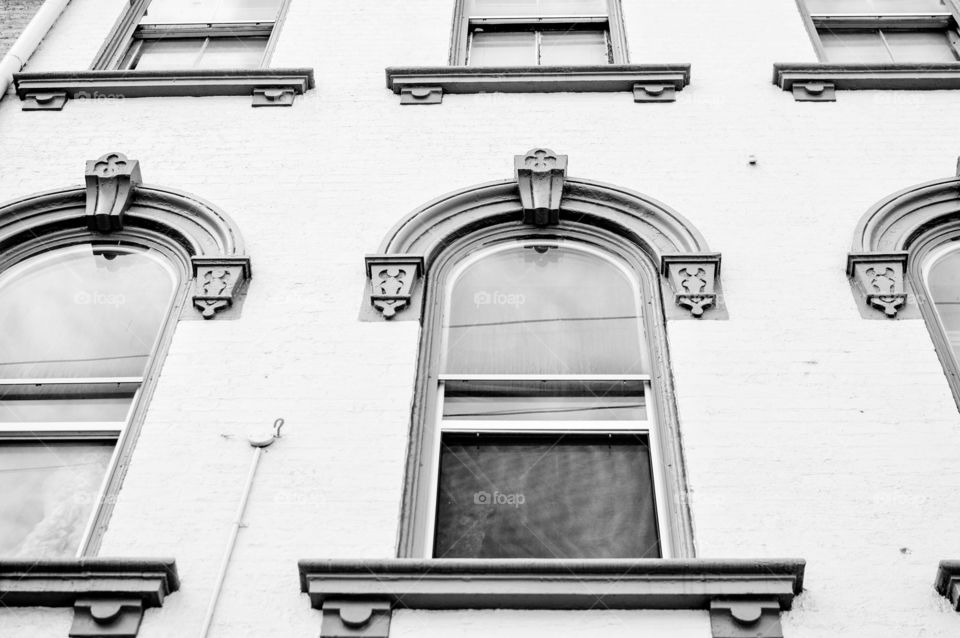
0 442 114 558
0 245 176 379
443 379 646 421
467 0 608 17
820 30 891 61
197 37 267 67
469 30 536 65
540 29 609 64
807 0 949 13
434 433 660 558
443 245 646 375
884 29 957 61
142 0 283 24
132 38 205 69
928 248 960 360
0 384 136 423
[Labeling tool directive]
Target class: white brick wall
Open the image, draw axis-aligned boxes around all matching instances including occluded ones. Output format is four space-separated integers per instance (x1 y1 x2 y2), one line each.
1 0 960 636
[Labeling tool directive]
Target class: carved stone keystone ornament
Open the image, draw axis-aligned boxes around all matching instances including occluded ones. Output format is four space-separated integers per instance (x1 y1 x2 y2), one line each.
365 255 424 319
192 257 252 319
847 252 908 318
662 254 722 318
85 152 142 232
514 148 568 226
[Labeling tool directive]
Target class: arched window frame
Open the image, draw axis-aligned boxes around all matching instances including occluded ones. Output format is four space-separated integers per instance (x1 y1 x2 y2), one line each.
0 152 251 558
847 161 960 409
362 149 727 560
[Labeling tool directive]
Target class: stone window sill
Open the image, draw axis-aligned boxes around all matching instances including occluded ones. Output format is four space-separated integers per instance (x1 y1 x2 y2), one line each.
384 64 691 104
12 68 315 110
298 558 805 638
0 558 179 637
936 560 960 610
773 62 960 101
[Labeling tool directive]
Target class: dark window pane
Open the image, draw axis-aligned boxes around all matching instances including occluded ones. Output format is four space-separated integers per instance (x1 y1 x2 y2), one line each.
434 433 660 558
820 30 891 62
0 442 114 558
0 245 175 379
884 30 956 61
540 29 609 64
444 246 646 375
443 379 646 421
469 30 536 65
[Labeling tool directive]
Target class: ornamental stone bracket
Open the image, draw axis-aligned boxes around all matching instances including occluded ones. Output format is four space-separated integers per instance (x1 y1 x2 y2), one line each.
400 86 443 105
299 559 804 638
936 560 960 611
661 253 723 318
847 252 909 318
85 152 142 233
790 81 836 102
0 558 178 638
515 148 568 226
192 257 252 319
365 255 424 320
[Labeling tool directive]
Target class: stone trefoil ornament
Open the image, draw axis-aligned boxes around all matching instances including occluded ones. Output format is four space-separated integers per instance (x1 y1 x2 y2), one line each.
85 152 142 233
847 252 908 318
662 254 722 318
514 148 568 226
192 257 251 319
365 255 424 320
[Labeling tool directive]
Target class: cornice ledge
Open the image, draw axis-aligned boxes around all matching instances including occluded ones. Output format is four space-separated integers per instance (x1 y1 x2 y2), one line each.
936 560 960 611
774 62 960 99
298 558 804 609
385 64 691 102
0 558 179 607
13 68 315 109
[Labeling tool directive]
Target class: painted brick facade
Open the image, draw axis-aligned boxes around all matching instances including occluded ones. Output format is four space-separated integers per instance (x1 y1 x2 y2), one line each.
1 0 960 637
0 0 44 59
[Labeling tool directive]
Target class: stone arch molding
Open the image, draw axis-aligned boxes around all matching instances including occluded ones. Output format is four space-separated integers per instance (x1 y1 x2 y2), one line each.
847 160 960 318
0 152 251 319
362 148 724 321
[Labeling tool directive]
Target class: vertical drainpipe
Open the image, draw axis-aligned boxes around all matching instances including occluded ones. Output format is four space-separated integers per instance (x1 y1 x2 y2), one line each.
0 0 71 101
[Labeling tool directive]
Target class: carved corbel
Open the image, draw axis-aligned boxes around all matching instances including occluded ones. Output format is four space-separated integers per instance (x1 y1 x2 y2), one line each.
365 255 424 320
23 91 67 110
633 82 676 103
252 87 296 107
85 153 142 233
662 253 722 318
847 252 908 318
400 87 443 105
191 257 252 319
791 81 836 102
321 599 392 638
71 598 144 638
514 148 568 226
710 599 784 638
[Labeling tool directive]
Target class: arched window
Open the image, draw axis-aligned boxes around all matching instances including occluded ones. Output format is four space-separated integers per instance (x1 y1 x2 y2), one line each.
924 243 960 366
364 149 725 559
0 152 250 559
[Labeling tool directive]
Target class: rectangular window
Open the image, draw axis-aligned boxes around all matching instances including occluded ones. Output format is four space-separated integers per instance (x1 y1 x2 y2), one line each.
799 0 960 62
452 0 628 65
96 0 290 71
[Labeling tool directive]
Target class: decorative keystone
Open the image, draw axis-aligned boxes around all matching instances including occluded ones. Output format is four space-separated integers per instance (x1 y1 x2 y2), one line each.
791 81 836 102
84 153 142 233
23 91 68 110
192 257 252 319
514 148 568 227
252 87 296 107
633 83 676 102
71 598 144 638
321 599 392 638
400 87 443 105
365 255 424 320
662 253 722 318
847 252 908 318
710 599 783 638
935 560 960 611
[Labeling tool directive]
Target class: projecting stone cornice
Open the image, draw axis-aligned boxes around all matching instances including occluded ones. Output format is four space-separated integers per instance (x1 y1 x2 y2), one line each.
384 64 691 104
298 558 805 638
13 67 315 110
773 62 960 101
0 558 179 637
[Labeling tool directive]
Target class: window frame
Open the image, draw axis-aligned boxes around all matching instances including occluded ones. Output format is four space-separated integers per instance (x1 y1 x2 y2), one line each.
0 230 191 558
448 0 629 65
91 0 293 71
398 222 692 559
795 0 960 62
